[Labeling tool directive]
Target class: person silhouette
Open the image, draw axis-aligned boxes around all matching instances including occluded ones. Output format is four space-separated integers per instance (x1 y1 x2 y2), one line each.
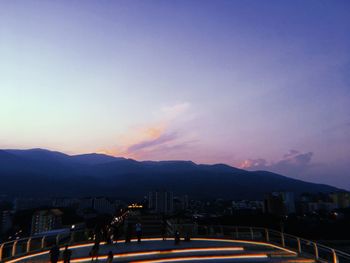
125 224 131 243
49 244 60 263
106 251 114 263
90 241 100 262
174 230 180 245
62 245 72 263
135 222 142 243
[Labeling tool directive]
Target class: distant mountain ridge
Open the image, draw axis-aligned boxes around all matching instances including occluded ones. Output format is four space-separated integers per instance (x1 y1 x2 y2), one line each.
0 148 341 199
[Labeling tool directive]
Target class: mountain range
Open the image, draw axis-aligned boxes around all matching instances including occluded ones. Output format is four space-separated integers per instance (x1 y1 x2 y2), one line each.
0 148 341 200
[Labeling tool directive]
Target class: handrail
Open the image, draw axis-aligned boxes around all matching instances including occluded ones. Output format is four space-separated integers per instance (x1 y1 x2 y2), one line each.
0 229 89 261
1 225 350 262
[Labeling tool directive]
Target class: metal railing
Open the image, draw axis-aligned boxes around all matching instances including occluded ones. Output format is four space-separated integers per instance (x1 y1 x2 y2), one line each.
0 229 93 262
169 225 350 263
1 225 350 262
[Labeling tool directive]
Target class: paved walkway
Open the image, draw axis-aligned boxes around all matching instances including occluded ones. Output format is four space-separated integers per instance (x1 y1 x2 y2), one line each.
10 238 313 263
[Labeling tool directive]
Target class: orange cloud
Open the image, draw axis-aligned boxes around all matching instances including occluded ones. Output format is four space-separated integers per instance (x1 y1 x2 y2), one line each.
97 102 194 160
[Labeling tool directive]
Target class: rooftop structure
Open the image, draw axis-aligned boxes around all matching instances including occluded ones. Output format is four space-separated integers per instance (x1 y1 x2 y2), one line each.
1 224 349 262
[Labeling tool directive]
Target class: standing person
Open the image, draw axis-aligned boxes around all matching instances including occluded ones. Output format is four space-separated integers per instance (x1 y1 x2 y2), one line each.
174 230 180 245
135 222 142 243
49 245 60 263
161 222 167 241
108 227 114 244
62 245 72 263
106 251 114 263
113 225 119 243
90 241 100 262
125 224 131 243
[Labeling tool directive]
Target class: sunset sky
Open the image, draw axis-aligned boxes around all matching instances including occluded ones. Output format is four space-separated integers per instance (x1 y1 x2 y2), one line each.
1 1 350 189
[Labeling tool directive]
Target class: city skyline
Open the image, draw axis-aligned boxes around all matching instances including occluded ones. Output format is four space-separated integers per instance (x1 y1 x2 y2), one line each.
1 1 350 189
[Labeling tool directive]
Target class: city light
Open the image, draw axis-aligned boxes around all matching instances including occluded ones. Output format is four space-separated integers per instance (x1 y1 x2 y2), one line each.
131 254 269 263
128 203 144 209
5 237 295 262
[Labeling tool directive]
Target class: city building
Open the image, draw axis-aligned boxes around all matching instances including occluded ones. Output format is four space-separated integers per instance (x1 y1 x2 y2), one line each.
330 192 350 209
148 191 174 214
308 201 337 213
298 193 339 214
14 198 53 211
53 198 80 208
31 209 63 235
173 195 189 211
78 198 94 211
264 192 295 216
92 197 115 214
0 210 12 234
232 200 264 211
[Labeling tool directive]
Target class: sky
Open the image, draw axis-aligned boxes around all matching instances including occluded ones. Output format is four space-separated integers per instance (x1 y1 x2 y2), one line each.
1 0 350 189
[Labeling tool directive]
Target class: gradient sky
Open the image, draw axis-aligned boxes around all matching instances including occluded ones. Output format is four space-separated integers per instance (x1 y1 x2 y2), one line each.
1 1 350 189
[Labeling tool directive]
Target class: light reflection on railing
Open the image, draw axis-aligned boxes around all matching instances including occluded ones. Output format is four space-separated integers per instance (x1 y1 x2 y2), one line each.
1 225 350 262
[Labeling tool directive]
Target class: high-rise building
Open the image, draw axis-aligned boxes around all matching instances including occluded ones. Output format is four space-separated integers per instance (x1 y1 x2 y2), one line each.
93 197 115 214
0 210 12 234
14 198 52 211
264 192 295 215
148 191 174 214
53 198 79 208
330 192 350 209
31 209 63 235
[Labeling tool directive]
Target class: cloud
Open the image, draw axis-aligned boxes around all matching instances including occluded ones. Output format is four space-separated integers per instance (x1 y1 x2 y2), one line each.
127 132 178 153
240 158 268 169
239 150 350 190
160 102 191 120
240 150 314 178
283 149 299 158
99 102 197 160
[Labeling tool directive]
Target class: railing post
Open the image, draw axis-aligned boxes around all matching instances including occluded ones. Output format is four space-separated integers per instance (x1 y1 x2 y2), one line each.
250 227 254 240
0 243 5 261
281 231 285 247
265 228 270 242
332 249 339 263
12 240 18 257
313 242 319 260
70 231 75 244
297 238 302 254
56 234 61 245
41 236 46 249
26 238 32 253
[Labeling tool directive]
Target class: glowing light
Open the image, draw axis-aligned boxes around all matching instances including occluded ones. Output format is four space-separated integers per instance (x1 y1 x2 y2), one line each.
6 237 296 262
128 203 144 209
131 254 268 263
282 260 315 263
58 252 263 263
52 247 245 263
5 242 107 263
191 238 297 255
6 251 50 263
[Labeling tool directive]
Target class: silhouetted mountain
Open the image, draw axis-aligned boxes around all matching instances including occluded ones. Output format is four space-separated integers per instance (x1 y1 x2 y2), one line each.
5 148 70 162
71 153 123 165
0 148 341 199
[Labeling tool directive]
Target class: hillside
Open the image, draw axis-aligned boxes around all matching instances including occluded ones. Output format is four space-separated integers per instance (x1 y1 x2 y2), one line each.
0 148 340 199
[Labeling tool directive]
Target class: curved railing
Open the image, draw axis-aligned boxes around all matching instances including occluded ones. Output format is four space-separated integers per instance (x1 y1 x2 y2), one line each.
0 229 93 262
1 225 350 262
167 224 350 263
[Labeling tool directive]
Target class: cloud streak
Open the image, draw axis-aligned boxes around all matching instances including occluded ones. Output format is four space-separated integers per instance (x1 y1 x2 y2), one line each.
99 102 197 160
240 150 314 178
127 132 178 153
